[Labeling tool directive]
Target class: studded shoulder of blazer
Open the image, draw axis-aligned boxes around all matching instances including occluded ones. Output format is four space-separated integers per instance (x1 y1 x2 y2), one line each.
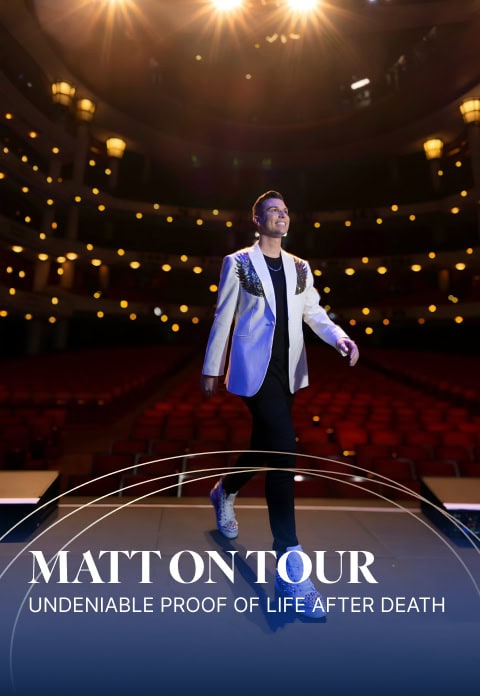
234 252 265 297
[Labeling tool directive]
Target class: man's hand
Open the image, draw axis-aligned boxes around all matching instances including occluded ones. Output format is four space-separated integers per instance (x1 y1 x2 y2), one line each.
200 374 219 398
336 338 359 366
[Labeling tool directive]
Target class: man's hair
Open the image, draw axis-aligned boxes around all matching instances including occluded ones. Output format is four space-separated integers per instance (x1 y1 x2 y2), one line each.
252 190 284 219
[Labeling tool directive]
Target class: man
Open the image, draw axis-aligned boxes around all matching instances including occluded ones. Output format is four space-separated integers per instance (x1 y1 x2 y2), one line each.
200 190 359 619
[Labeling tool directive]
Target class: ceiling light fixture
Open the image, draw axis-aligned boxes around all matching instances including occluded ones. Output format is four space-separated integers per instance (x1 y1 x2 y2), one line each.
351 78 370 91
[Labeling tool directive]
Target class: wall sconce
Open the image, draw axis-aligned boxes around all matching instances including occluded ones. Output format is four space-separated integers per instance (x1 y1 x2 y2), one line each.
76 98 96 123
106 137 126 159
423 138 444 160
459 98 480 125
51 81 76 107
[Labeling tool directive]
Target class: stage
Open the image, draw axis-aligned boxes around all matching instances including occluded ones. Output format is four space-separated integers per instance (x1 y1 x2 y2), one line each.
0 495 479 695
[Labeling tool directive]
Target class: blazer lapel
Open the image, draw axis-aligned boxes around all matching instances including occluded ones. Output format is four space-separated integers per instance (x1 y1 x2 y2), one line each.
249 243 276 317
282 250 296 309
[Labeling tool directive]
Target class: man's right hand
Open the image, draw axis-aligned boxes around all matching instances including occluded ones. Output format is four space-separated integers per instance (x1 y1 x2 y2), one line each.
200 374 219 398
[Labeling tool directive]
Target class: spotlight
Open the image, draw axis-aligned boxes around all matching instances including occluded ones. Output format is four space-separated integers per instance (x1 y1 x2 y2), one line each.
211 0 243 10
287 0 318 11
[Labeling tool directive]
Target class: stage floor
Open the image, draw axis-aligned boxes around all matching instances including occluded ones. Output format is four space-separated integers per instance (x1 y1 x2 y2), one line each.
1 496 479 695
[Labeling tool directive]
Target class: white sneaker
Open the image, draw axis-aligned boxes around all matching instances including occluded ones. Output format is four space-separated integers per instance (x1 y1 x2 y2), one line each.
210 479 238 539
275 544 326 619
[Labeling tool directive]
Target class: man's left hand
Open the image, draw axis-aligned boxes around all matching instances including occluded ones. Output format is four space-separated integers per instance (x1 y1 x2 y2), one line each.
336 338 359 366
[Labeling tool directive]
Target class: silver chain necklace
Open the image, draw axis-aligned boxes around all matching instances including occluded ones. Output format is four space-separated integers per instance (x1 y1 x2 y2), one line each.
265 257 283 272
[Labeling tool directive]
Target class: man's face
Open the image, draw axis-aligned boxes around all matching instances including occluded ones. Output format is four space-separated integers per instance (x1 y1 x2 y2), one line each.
255 197 290 238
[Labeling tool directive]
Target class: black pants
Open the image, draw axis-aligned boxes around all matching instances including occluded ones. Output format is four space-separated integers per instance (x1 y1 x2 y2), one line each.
222 371 298 556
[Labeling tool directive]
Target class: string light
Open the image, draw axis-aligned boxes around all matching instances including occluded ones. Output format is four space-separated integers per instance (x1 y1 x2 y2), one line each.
6 146 478 330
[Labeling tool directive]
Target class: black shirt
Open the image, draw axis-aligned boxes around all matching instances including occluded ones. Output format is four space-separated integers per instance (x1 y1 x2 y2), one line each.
264 255 289 388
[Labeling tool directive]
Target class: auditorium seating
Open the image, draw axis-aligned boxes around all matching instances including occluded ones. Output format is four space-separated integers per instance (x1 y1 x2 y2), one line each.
32 345 476 501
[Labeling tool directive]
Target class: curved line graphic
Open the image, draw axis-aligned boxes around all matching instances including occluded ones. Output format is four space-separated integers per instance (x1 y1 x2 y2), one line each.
4 451 480 691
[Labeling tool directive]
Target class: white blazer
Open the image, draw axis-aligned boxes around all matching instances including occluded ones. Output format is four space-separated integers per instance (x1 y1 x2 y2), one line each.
202 242 349 397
